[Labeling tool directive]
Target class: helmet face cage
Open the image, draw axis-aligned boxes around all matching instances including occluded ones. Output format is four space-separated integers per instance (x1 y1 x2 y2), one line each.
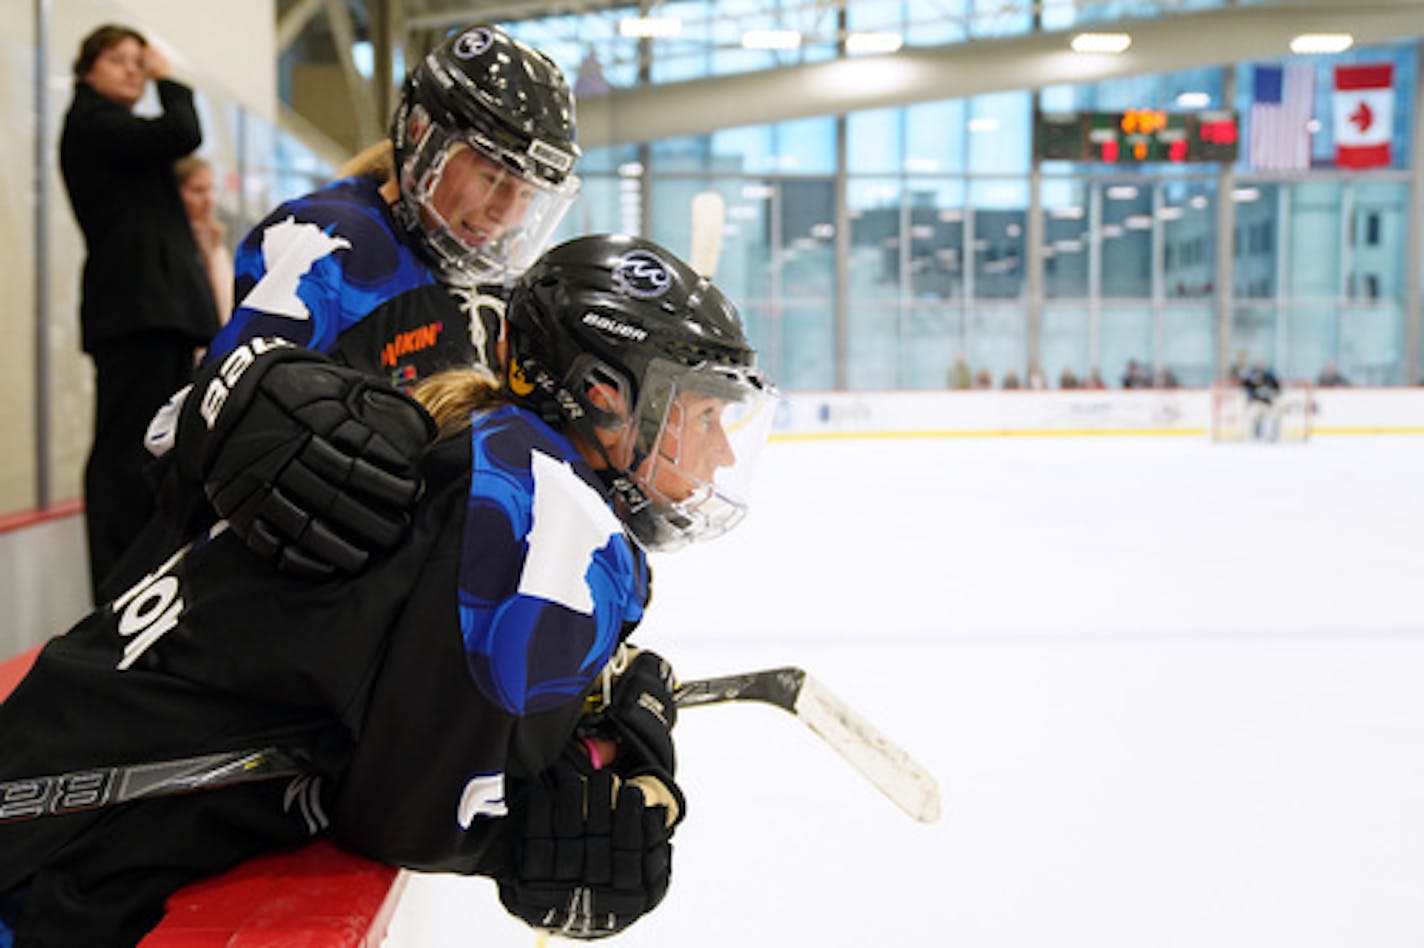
505 234 779 552
562 354 777 553
391 26 580 286
397 117 579 286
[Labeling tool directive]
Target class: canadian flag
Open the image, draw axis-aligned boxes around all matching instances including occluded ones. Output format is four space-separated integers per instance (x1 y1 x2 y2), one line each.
1333 63 1394 168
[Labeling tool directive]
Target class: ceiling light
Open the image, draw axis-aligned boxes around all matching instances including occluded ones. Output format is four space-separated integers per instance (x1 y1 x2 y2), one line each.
1290 33 1353 54
1070 32 1131 54
845 31 903 54
618 16 683 38
1231 187 1261 203
968 117 1000 133
1175 91 1211 109
742 29 802 50
1106 185 1139 201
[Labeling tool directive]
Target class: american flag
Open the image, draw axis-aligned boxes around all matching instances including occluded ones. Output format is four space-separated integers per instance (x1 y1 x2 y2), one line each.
1249 64 1315 171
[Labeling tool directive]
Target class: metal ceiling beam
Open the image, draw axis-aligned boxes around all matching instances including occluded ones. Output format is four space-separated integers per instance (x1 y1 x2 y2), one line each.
405 0 627 31
322 0 382 146
574 2 1424 149
277 0 324 53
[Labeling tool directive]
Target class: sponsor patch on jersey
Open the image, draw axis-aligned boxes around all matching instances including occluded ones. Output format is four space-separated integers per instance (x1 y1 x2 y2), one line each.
380 320 445 367
612 249 673 299
452 28 493 59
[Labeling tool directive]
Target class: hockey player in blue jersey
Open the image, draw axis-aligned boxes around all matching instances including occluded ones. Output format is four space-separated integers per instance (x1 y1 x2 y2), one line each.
101 24 584 597
209 22 580 379
0 234 778 945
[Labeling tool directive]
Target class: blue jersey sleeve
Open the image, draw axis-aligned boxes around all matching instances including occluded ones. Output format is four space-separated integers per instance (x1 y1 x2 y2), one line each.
209 178 438 362
457 407 646 717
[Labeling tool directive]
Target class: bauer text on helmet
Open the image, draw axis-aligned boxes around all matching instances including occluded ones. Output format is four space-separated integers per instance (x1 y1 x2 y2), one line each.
505 234 779 552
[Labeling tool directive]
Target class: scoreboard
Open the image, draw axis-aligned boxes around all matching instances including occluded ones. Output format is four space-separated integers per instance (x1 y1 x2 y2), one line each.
1035 109 1239 164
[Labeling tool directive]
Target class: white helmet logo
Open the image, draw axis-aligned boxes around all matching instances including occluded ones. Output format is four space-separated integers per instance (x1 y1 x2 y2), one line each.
613 250 673 299
453 28 493 59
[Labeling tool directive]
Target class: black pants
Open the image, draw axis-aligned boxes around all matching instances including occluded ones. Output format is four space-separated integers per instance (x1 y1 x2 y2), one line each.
84 332 196 603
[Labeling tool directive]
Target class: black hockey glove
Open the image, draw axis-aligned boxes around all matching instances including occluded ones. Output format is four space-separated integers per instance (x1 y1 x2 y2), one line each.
176 338 435 577
498 744 684 939
584 649 679 780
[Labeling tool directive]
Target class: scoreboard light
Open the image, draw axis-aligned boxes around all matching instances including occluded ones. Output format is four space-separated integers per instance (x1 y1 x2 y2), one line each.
1035 109 1240 164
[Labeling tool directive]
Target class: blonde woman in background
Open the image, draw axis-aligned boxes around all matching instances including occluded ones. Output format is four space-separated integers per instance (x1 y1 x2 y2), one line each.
175 155 233 321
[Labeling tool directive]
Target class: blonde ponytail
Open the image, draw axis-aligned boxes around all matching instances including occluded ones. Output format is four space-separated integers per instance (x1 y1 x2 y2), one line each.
412 367 507 442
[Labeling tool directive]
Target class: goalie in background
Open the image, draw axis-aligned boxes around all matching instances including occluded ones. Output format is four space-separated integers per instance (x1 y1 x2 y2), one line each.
0 234 778 945
1241 359 1284 441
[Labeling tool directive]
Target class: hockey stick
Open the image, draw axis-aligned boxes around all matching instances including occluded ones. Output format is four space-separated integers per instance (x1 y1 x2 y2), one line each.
0 747 305 824
0 671 941 826
688 190 726 278
675 667 942 824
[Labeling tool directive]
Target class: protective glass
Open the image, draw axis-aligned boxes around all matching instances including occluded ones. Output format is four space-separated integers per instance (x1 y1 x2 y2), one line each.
405 132 580 287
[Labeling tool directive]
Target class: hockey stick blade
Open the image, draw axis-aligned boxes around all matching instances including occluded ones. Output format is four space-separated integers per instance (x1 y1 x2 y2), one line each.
0 747 305 824
675 667 942 823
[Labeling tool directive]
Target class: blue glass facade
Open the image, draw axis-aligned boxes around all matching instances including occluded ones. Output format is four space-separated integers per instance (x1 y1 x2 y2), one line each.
510 9 1421 391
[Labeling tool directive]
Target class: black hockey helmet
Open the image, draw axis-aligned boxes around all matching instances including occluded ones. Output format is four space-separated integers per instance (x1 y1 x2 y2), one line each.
506 234 778 551
390 24 581 286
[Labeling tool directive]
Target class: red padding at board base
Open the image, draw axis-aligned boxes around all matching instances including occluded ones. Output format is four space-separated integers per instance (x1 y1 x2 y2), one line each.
142 840 405 946
2 647 406 946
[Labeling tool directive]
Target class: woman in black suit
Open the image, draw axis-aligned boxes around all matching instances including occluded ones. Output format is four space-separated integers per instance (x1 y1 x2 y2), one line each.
59 24 221 600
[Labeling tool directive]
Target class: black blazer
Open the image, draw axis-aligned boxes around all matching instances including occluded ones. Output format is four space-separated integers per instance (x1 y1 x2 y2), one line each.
59 78 220 353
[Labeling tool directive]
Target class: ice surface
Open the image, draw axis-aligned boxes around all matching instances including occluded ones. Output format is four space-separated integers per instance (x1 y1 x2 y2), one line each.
384 434 1424 947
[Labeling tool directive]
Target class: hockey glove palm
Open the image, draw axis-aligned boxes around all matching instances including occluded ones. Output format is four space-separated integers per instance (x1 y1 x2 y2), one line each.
499 745 683 939
176 339 435 577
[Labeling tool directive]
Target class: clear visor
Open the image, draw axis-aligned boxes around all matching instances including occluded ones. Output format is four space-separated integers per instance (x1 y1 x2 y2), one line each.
599 358 778 552
409 136 579 286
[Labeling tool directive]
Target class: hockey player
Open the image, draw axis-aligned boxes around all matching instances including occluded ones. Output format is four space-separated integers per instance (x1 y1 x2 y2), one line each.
212 22 579 376
0 235 777 945
100 23 582 598
1241 359 1282 441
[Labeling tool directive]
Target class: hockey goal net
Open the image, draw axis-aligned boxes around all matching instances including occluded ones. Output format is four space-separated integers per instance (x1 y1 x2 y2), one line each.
1209 378 1313 442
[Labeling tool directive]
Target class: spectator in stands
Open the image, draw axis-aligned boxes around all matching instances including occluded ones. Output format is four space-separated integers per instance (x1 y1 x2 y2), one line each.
1001 369 1022 389
0 235 773 946
175 154 233 323
1227 348 1250 382
1120 359 1151 389
947 354 972 389
60 23 220 602
1059 365 1080 389
1153 365 1180 389
1082 367 1107 390
973 367 994 389
1317 361 1350 387
1026 361 1047 389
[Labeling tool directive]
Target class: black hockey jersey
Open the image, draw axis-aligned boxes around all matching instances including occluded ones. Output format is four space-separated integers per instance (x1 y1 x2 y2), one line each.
0 405 649 945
